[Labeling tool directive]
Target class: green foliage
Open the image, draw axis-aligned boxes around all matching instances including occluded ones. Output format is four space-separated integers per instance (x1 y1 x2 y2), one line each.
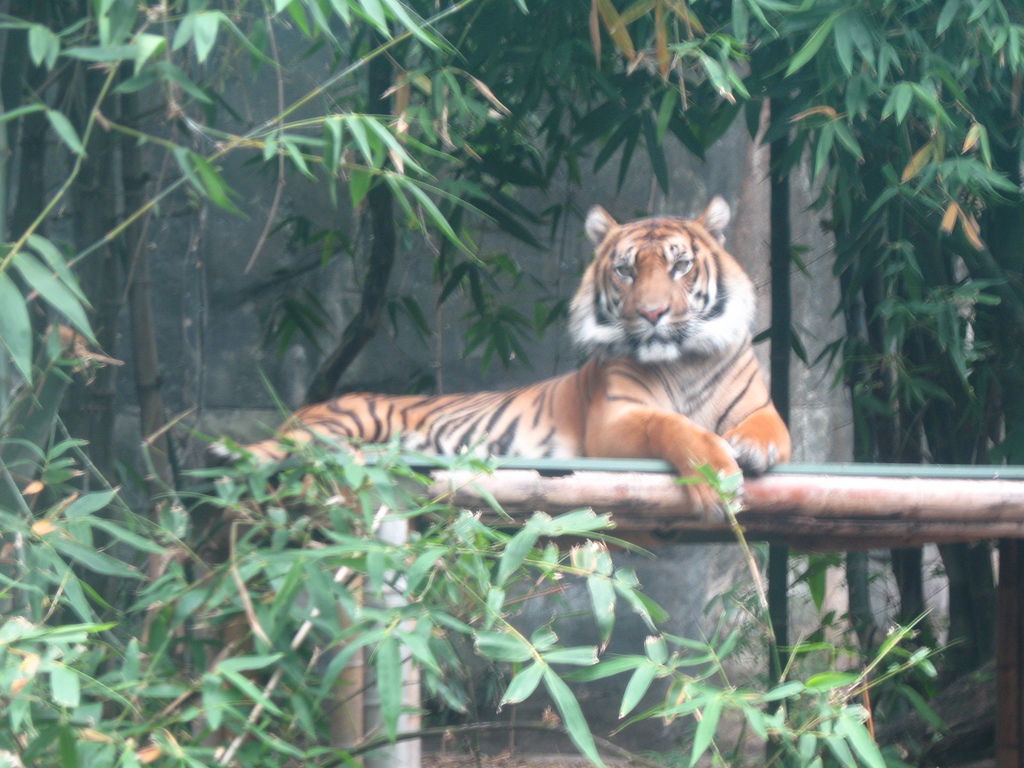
1 436 935 767
1 436 624 766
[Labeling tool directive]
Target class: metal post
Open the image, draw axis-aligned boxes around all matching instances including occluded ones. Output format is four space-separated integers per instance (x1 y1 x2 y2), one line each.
997 538 1023 768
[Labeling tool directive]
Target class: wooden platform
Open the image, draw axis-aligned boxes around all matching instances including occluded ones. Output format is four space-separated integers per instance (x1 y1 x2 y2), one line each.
423 460 1024 768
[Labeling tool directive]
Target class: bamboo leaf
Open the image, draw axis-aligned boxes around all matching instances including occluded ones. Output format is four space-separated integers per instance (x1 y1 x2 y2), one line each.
201 674 228 731
190 154 243 214
403 181 466 252
65 489 118 518
474 630 532 663
191 11 222 64
375 633 402 739
655 1 669 78
962 121 981 153
835 710 885 768
155 61 212 104
29 24 60 70
282 136 315 179
900 141 933 183
595 0 636 61
363 117 424 174
541 646 598 666
356 0 390 36
586 573 616 650
936 0 960 35
500 661 544 706
542 667 606 767
346 116 377 167
13 252 95 342
0 273 33 379
805 671 858 691
565 655 646 682
379 0 439 47
47 536 143 579
786 13 838 77
133 32 166 72
619 662 657 718
349 168 373 208
27 235 88 304
833 13 854 75
759 680 805 702
89 518 166 555
644 634 667 664
46 109 85 156
496 521 540 587
50 664 81 709
958 209 985 250
940 202 959 233
63 44 136 61
896 683 945 730
689 695 723 767
221 669 284 715
396 627 442 675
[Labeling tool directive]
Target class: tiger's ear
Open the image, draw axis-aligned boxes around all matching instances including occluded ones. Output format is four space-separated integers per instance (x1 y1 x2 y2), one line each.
699 196 731 243
585 205 617 245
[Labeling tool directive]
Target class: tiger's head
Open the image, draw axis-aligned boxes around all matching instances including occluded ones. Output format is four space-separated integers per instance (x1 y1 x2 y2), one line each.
569 197 756 364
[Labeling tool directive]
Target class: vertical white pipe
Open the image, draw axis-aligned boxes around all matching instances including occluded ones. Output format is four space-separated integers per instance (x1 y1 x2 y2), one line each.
363 514 420 768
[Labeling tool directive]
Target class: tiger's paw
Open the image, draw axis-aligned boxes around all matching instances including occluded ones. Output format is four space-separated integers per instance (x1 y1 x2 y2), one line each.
724 423 790 476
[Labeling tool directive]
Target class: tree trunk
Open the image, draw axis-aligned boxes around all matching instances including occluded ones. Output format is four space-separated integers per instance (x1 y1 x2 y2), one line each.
66 67 121 481
121 91 174 489
940 541 996 676
305 47 396 404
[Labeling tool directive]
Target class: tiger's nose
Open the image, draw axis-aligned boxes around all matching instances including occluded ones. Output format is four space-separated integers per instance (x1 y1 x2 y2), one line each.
638 305 669 325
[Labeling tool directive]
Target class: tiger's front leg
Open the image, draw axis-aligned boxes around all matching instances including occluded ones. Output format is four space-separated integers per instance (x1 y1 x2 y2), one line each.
584 405 742 512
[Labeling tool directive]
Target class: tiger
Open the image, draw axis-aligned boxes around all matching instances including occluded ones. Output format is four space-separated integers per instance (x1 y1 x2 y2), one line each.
226 197 791 509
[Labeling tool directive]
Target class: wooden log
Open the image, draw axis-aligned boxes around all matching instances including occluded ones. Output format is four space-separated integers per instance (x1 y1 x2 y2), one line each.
427 468 1024 547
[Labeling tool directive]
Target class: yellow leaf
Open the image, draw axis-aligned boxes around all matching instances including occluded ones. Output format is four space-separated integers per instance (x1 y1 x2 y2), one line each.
655 1 670 79
962 122 981 153
595 0 636 62
665 0 705 35
589 0 601 66
790 105 838 123
136 746 163 764
940 202 959 233
31 520 57 536
464 73 511 117
901 142 933 183
20 653 40 675
959 209 985 250
23 480 44 496
79 728 114 744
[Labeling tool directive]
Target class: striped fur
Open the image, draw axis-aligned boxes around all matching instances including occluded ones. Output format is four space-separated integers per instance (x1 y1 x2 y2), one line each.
233 198 790 502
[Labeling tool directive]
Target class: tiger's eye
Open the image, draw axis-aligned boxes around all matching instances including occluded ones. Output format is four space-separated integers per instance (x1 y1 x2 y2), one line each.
614 263 635 281
671 259 693 279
